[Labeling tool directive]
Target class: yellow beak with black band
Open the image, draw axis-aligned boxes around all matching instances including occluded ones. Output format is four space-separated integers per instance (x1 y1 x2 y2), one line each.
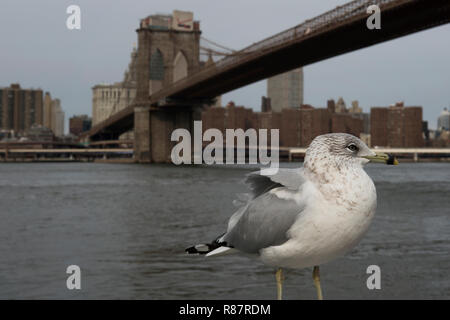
363 152 399 165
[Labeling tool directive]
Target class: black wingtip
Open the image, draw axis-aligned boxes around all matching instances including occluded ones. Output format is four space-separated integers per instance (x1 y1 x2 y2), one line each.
185 237 229 255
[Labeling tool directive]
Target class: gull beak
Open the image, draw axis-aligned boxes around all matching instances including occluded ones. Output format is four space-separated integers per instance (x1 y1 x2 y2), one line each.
362 152 399 165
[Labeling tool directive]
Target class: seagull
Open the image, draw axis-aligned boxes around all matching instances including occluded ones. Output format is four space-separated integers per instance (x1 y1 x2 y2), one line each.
186 133 397 299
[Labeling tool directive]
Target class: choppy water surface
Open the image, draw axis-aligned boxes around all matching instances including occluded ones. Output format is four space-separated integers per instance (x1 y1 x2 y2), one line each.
0 162 448 299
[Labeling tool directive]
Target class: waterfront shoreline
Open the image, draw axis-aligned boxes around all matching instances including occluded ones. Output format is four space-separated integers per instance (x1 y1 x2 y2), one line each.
1 157 449 164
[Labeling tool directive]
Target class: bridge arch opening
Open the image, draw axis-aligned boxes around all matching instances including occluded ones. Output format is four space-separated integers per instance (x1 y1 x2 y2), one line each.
149 49 164 94
173 51 188 83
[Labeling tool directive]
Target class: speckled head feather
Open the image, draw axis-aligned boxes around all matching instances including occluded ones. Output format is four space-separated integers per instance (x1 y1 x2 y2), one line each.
304 133 375 172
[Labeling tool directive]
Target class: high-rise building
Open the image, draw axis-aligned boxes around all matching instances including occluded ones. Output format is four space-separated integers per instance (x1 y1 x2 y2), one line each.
0 84 43 134
51 99 65 137
92 46 138 126
43 92 65 137
437 107 450 130
267 68 303 112
43 92 52 129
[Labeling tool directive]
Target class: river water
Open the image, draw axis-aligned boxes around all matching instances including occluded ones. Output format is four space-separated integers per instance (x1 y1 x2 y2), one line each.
0 162 448 299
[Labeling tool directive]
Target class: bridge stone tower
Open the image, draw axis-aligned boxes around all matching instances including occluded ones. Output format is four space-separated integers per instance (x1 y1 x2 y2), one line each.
134 11 202 163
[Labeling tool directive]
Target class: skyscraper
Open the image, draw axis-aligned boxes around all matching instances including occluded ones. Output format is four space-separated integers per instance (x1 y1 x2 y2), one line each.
51 99 65 137
43 91 65 137
0 83 43 134
267 68 304 112
437 107 450 130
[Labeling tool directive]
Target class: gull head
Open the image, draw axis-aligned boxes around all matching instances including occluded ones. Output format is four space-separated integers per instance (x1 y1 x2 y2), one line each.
304 133 398 170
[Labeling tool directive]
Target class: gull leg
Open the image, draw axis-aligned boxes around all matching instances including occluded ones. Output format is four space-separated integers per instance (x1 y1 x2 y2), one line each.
275 268 284 300
312 266 323 300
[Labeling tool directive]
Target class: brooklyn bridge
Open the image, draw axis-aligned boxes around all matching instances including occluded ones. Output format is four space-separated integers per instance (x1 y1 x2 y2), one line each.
82 0 450 163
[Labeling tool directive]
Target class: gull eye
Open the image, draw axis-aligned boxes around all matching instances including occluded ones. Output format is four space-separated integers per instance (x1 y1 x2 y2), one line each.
347 143 358 152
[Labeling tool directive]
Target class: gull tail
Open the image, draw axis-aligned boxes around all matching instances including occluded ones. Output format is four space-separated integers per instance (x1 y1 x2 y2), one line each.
185 234 236 257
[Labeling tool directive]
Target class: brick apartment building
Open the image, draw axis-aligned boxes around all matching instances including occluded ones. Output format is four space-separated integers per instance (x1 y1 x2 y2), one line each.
0 83 43 134
370 103 423 147
201 99 366 147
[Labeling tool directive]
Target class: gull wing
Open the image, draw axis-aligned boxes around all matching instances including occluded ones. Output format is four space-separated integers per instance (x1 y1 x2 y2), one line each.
245 168 306 198
223 190 305 254
223 168 306 254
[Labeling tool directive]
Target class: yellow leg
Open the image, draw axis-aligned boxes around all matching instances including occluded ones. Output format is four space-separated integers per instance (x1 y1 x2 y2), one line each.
275 268 284 300
313 266 323 300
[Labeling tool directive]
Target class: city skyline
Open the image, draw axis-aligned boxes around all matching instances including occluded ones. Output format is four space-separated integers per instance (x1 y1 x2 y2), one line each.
0 0 449 130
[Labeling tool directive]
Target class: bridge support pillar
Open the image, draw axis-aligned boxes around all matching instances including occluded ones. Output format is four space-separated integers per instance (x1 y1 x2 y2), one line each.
134 106 151 163
134 106 200 163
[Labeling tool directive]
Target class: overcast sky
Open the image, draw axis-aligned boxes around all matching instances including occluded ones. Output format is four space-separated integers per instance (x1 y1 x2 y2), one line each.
0 0 449 130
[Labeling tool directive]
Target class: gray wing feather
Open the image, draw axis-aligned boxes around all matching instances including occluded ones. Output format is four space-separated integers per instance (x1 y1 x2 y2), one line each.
224 191 304 253
245 168 305 198
228 168 304 231
224 168 306 254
